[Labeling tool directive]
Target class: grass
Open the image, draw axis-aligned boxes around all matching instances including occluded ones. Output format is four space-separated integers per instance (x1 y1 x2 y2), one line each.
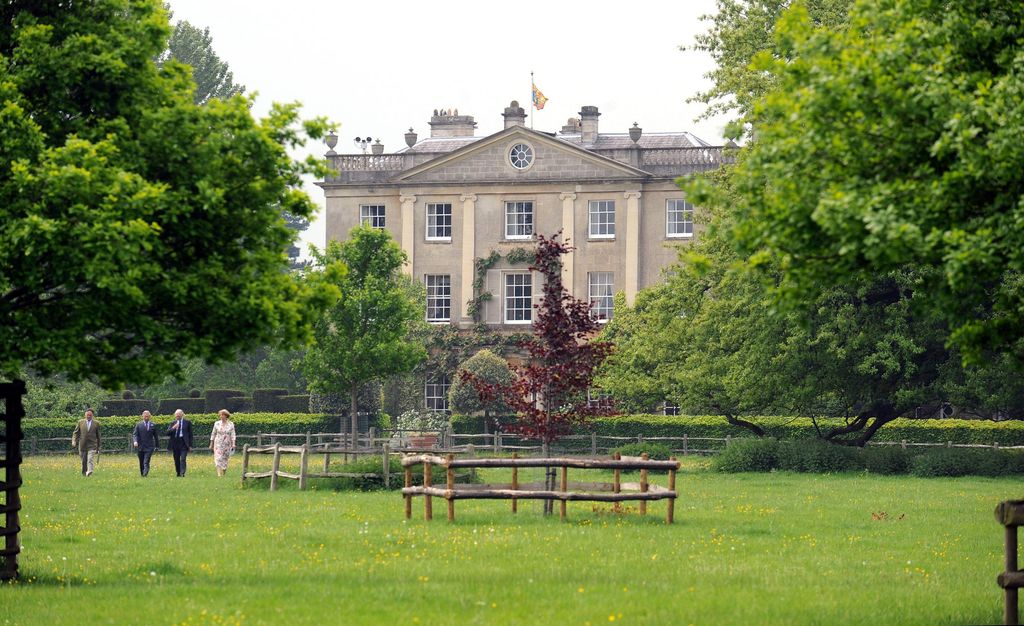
2 453 1019 625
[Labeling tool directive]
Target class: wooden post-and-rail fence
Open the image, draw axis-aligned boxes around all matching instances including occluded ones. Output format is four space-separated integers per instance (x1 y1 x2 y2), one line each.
1 380 26 581
997 500 1024 624
240 442 393 490
402 452 679 523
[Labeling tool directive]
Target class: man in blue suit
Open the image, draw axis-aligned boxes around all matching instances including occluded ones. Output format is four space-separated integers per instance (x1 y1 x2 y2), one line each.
167 409 194 477
132 410 159 477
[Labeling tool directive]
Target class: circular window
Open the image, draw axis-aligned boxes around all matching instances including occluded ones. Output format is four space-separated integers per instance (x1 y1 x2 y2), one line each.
509 143 534 169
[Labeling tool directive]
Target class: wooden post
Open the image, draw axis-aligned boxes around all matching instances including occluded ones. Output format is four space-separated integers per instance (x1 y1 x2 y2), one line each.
511 452 519 514
256 431 262 447
1007 523 1019 625
323 447 331 473
667 457 677 524
299 444 309 491
240 444 250 485
467 444 477 483
613 451 621 513
305 431 311 449
404 465 412 520
494 431 500 454
31 436 37 456
901 439 907 450
639 452 649 516
446 454 455 522
423 458 433 521
682 434 688 456
369 427 376 451
270 443 282 491
559 465 568 521
383 444 391 490
591 432 598 456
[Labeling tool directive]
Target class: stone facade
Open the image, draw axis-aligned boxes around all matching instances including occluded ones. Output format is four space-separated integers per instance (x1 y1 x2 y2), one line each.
319 102 728 332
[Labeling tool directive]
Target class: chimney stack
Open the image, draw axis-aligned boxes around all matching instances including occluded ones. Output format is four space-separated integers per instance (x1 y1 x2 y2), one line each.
429 108 477 138
503 100 527 128
579 106 600 144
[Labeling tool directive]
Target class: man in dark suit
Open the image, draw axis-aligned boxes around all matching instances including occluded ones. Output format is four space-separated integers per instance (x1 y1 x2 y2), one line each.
167 409 194 477
132 410 159 477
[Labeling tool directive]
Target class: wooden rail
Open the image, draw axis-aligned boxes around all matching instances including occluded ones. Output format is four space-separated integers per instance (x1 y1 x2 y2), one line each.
997 500 1024 624
402 452 679 523
240 442 394 490
1 380 26 581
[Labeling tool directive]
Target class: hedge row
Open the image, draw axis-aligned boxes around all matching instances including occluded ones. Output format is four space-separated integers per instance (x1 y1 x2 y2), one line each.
713 438 1024 477
21 413 335 452
96 391 313 417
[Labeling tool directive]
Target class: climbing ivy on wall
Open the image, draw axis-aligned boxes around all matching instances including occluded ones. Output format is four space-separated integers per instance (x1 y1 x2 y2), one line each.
467 247 536 322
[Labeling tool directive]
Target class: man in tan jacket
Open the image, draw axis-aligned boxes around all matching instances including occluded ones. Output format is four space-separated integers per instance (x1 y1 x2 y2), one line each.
71 408 101 476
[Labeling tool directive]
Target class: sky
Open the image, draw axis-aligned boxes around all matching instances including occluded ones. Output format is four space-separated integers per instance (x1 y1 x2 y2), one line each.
165 0 728 256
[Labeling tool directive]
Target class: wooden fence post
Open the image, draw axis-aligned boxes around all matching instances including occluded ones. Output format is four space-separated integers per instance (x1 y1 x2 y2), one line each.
240 444 250 486
667 457 677 524
270 443 281 492
256 431 262 447
299 444 309 491
559 465 568 522
369 427 376 451
901 439 907 450
511 452 519 514
639 452 649 516
305 431 311 449
591 432 598 456
30 437 37 456
404 464 412 520
383 444 391 490
682 434 688 457
613 451 621 513
423 458 433 521
996 500 1024 625
446 454 455 522
493 431 500 454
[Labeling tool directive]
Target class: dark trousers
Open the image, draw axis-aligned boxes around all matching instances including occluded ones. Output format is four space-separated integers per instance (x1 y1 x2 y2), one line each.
172 447 189 476
137 449 153 476
80 451 89 475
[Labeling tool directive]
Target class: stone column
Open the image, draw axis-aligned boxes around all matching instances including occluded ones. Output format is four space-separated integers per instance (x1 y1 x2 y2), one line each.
624 191 642 305
459 193 477 325
559 192 577 295
400 194 416 275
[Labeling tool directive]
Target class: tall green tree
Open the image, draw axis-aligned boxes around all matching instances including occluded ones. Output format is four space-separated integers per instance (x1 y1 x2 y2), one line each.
0 0 337 389
705 0 1024 362
157 16 244 105
448 349 512 431
302 227 427 438
687 0 850 131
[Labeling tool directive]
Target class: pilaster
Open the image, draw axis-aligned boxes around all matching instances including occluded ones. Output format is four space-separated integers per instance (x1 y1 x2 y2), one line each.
399 194 416 275
459 193 477 325
560 192 577 295
624 190 642 305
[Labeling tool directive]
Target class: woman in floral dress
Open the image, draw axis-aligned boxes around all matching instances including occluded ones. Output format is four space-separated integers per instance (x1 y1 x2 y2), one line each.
209 409 236 476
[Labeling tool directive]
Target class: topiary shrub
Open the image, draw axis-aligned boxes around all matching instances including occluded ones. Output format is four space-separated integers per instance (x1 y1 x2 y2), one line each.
188 388 202 398
613 442 673 460
121 389 135 400
204 389 245 413
713 438 781 472
157 398 205 416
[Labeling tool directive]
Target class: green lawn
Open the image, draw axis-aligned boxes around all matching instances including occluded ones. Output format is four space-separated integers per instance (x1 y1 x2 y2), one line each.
2 454 1018 625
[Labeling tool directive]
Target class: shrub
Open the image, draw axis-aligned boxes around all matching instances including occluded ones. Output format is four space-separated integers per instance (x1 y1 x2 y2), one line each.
253 388 289 411
188 389 201 398
776 440 858 473
394 410 449 433
713 439 781 472
613 442 673 460
121 390 135 400
276 395 311 413
98 398 154 417
204 389 245 413
911 448 1024 477
862 445 915 475
157 398 205 416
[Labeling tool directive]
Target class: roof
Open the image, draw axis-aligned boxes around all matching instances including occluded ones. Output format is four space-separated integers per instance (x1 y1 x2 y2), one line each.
398 136 480 154
555 132 712 149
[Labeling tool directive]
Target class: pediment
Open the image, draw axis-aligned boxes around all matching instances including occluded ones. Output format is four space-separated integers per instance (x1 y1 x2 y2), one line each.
395 127 649 184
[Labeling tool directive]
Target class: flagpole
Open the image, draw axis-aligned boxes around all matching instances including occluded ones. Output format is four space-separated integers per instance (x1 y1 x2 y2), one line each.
530 71 534 129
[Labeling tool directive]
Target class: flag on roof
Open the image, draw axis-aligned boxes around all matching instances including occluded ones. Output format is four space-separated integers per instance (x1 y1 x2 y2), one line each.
532 83 548 110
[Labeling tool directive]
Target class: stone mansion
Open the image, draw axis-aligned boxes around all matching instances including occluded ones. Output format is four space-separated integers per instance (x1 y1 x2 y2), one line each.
319 101 727 333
